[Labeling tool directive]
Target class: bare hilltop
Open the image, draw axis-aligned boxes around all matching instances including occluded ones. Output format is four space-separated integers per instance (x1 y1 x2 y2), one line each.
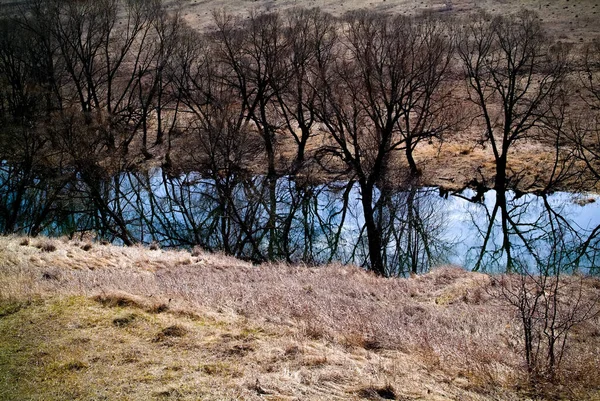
2 0 600 42
168 0 600 41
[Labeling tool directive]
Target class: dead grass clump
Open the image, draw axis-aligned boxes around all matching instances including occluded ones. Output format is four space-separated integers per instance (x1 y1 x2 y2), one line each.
191 246 203 257
147 302 169 314
342 331 382 351
36 241 57 253
112 313 136 327
153 324 187 342
302 355 328 367
221 342 255 358
161 325 187 337
0 301 24 317
92 292 144 309
284 344 302 358
41 271 59 281
19 238 29 246
121 354 139 364
200 362 238 377
462 285 487 304
303 321 327 340
92 293 171 315
178 257 192 266
250 379 272 395
431 266 466 286
60 360 88 372
356 384 397 400
153 387 182 399
402 304 429 323
81 243 92 251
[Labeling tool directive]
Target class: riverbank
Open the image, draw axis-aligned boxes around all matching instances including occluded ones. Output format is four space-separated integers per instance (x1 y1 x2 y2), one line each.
1 236 599 400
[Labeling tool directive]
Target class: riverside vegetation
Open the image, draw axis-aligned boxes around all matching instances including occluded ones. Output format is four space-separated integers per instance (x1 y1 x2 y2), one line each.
1 0 600 399
1 0 600 272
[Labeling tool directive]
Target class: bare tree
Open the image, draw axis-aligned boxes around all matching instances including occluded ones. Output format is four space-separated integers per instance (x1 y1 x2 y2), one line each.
314 11 455 275
560 39 600 184
457 10 569 196
129 2 184 157
393 14 459 175
171 21 285 259
270 8 337 174
465 183 600 385
13 0 66 115
490 202 600 384
211 11 292 260
0 14 76 236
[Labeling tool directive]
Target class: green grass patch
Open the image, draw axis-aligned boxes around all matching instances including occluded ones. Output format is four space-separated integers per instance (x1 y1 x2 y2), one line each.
0 301 24 318
0 297 99 400
0 296 261 400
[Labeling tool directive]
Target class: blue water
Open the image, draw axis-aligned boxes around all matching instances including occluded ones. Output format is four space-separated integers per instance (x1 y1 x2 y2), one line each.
124 170 600 273
2 162 599 274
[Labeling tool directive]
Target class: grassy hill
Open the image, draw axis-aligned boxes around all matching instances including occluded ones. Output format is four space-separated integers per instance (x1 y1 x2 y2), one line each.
1 236 599 400
2 0 599 43
168 0 600 43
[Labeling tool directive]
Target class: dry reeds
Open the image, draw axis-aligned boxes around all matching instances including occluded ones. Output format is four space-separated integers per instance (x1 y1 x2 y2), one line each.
0 235 598 400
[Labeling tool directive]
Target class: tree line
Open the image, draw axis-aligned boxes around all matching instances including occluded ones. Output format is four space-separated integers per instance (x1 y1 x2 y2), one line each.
1 0 599 275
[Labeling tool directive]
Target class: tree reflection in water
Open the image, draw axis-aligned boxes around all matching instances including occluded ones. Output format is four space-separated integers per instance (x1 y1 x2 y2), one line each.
1 163 599 275
459 189 600 275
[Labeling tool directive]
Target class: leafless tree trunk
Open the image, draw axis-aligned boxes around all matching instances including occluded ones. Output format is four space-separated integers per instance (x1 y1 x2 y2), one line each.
314 11 456 275
212 11 291 261
559 39 600 184
457 10 569 194
270 8 337 175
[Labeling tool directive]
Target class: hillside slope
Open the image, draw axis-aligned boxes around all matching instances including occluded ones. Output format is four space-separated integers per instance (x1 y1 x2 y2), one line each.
168 0 600 43
0 236 599 400
2 0 599 43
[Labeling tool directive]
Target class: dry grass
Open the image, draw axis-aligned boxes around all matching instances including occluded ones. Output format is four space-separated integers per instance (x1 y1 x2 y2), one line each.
1 235 599 400
161 0 600 45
